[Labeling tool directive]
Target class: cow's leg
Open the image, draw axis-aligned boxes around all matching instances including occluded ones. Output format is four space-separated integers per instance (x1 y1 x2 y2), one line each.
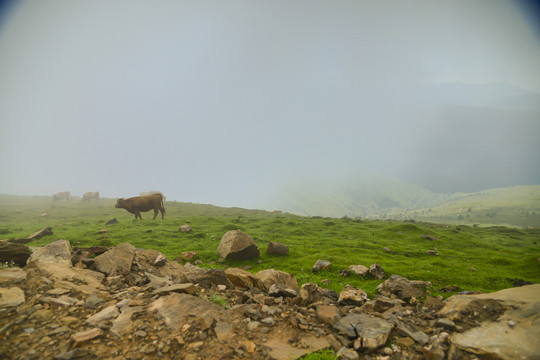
135 212 142 220
160 208 165 219
153 208 158 220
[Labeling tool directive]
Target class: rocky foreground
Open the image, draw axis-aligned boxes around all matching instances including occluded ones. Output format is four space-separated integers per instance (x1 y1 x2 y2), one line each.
0 240 538 360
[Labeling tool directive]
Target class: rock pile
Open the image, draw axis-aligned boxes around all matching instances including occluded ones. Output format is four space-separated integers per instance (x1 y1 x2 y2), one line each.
0 240 538 360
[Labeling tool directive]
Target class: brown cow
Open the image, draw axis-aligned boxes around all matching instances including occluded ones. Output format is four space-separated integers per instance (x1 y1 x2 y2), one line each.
115 193 165 220
52 191 71 201
82 191 99 201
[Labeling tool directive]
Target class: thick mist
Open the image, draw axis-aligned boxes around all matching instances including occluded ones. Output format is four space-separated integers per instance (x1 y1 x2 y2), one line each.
0 1 539 209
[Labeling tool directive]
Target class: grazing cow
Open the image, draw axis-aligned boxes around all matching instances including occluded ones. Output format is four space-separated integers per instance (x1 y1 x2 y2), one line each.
82 191 100 201
115 193 165 220
52 191 71 201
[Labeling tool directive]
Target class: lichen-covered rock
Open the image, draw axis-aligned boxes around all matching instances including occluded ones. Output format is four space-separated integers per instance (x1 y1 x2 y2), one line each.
0 287 25 308
334 313 394 351
94 243 135 276
267 241 289 256
27 239 71 267
255 269 298 293
368 263 385 279
443 284 540 360
312 259 331 272
218 230 260 260
348 265 369 277
338 286 369 306
298 282 338 306
377 274 431 299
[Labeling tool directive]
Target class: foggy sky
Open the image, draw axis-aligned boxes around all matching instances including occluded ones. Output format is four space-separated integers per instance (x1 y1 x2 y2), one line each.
1 0 539 208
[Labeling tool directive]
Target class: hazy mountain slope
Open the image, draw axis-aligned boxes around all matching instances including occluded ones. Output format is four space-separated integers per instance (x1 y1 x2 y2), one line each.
267 171 540 227
377 185 540 228
269 172 442 217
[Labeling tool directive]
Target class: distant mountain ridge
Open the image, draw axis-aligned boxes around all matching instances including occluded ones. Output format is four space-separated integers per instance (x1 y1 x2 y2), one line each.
268 172 446 218
268 173 540 227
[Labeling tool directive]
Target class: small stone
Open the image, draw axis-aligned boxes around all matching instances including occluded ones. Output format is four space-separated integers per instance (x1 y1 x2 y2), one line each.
383 247 391 253
312 260 331 273
105 218 119 225
47 288 70 296
0 267 27 284
71 328 102 347
86 305 120 326
0 287 25 308
317 305 341 326
153 255 167 267
336 346 360 360
152 283 197 296
338 286 368 306
395 337 415 348
181 251 197 261
85 294 105 309
349 265 369 277
339 270 351 277
240 340 257 353
188 341 204 351
369 263 385 279
267 242 289 256
435 318 456 331
179 225 192 233
247 321 260 331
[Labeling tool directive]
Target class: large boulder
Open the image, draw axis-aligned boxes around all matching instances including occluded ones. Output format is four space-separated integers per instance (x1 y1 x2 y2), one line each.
133 248 189 282
312 259 331 273
27 239 72 267
442 284 540 360
333 313 394 351
0 241 31 266
254 269 298 293
297 283 338 306
376 274 431 300
0 287 25 308
338 286 369 306
267 242 289 256
94 243 136 276
217 230 259 260
225 267 262 289
148 293 224 330
25 240 105 293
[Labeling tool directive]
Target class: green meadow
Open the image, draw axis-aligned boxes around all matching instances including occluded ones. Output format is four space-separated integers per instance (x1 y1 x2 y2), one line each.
1 194 538 297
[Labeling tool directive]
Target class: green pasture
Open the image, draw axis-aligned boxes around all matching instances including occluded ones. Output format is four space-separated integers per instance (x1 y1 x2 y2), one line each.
0 194 538 297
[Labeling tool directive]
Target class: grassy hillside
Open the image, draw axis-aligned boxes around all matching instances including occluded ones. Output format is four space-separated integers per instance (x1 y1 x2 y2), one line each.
375 185 540 228
1 194 538 297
